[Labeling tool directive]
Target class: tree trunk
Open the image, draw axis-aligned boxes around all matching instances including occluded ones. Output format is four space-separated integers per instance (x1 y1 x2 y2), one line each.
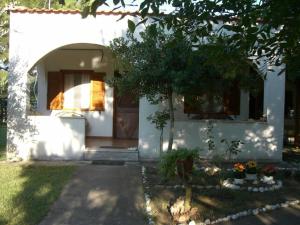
184 184 192 212
167 88 174 151
159 129 163 156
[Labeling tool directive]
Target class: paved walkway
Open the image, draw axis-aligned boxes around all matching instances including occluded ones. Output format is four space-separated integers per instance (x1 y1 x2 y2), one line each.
218 204 300 225
39 164 147 225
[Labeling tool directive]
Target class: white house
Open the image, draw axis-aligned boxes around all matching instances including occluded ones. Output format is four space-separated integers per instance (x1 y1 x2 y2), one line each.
7 7 286 161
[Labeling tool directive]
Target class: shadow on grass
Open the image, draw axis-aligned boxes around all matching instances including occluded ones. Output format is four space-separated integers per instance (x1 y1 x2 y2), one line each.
0 163 75 225
2 164 147 225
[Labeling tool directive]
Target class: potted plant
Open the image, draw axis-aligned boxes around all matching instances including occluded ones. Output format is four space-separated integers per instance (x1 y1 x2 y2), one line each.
175 148 200 180
245 160 257 180
159 148 200 180
159 148 200 224
233 163 246 184
261 164 276 184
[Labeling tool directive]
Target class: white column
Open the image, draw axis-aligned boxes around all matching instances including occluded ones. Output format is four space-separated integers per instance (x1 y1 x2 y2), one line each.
263 64 285 160
36 62 47 114
138 97 160 160
7 61 30 160
239 90 249 120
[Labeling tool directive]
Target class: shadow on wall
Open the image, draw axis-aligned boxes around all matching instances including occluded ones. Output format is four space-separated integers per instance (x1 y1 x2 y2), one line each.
7 55 39 160
160 120 279 160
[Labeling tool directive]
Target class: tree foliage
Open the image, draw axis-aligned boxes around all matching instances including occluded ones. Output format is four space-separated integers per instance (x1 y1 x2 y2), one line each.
82 0 300 75
109 26 260 150
110 27 196 151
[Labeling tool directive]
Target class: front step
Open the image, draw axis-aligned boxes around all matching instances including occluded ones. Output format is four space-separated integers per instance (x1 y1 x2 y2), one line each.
84 148 139 161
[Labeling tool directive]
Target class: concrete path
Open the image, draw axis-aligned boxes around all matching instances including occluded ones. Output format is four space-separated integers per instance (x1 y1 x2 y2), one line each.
218 204 300 225
39 164 147 225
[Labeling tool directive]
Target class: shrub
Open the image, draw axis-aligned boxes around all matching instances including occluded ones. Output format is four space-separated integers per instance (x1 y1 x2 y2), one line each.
159 148 200 180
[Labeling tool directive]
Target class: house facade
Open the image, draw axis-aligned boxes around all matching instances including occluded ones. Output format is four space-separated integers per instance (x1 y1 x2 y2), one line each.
7 7 286 161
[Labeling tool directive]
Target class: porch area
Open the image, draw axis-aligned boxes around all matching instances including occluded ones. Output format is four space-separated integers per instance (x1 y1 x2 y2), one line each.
84 137 139 161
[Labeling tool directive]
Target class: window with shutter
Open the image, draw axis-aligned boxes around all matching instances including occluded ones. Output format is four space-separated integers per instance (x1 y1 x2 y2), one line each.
184 84 241 118
47 72 64 110
90 73 105 111
47 71 105 111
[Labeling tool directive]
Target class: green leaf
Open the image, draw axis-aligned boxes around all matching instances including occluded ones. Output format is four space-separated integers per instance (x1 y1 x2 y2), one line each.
139 1 148 10
120 0 125 7
81 6 90 18
91 0 107 16
113 0 120 5
128 19 136 33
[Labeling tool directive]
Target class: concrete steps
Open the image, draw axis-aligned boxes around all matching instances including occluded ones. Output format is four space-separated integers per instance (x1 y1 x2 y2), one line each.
84 147 139 161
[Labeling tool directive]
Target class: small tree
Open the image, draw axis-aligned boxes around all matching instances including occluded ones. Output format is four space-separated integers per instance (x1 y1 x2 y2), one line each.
147 110 169 155
109 26 196 151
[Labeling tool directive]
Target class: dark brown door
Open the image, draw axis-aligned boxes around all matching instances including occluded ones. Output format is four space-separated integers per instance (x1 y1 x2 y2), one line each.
114 91 139 139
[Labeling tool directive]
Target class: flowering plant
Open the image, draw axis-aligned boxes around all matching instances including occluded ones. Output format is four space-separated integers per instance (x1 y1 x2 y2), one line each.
262 165 276 176
233 163 246 179
245 160 257 174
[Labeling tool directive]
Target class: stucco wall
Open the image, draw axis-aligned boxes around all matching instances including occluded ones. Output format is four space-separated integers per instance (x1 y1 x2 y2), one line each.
36 48 114 137
25 116 85 160
8 11 141 160
8 10 285 161
139 65 285 162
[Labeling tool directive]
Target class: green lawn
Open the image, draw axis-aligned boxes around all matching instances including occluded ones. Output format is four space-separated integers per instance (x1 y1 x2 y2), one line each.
0 164 76 225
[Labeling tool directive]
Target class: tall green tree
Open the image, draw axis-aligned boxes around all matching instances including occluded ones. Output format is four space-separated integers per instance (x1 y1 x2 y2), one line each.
110 27 259 151
110 27 194 151
82 0 300 74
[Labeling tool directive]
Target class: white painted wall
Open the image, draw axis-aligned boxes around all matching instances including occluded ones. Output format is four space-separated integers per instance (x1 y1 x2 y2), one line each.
36 48 114 137
8 11 141 160
24 116 85 160
8 10 286 161
139 71 285 161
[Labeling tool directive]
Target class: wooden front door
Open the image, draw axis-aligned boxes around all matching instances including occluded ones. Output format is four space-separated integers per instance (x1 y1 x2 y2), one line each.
114 91 139 139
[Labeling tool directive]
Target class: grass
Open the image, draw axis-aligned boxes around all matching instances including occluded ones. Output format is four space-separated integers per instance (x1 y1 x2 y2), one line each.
0 163 76 225
145 164 300 225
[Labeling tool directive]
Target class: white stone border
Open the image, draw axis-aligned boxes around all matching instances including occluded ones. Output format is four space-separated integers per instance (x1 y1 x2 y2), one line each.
196 166 300 172
193 199 300 225
142 166 299 225
142 166 155 225
221 179 283 192
154 179 283 192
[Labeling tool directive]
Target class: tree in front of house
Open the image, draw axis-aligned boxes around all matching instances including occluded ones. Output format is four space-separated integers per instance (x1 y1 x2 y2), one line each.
110 27 195 151
81 0 300 75
109 26 261 151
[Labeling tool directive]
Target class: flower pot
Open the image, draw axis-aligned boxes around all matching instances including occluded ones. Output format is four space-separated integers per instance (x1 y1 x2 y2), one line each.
234 178 244 185
261 175 275 184
176 157 193 180
245 173 257 180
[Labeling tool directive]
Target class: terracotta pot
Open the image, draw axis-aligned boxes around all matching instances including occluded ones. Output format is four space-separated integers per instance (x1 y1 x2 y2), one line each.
176 157 194 180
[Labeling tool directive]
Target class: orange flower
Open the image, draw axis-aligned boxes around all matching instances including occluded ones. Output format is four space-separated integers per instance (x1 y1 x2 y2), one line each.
234 163 245 172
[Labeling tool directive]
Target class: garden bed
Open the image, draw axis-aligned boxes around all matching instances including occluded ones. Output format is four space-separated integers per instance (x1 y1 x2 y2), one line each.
142 163 300 225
